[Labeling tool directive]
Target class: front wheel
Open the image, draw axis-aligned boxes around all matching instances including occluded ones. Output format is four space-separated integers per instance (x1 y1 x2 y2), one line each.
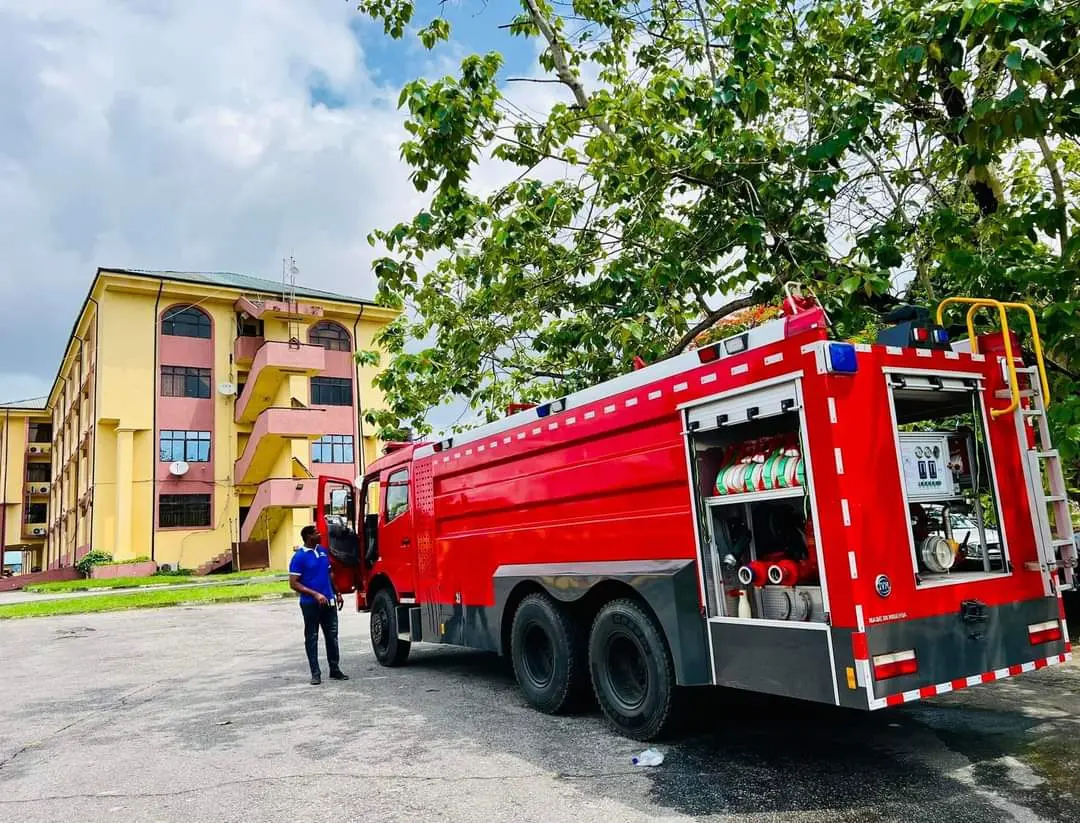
589 598 676 741
370 588 410 667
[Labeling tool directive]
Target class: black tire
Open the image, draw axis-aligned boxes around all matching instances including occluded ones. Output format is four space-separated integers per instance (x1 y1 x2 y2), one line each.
589 598 676 741
510 593 584 714
370 587 410 667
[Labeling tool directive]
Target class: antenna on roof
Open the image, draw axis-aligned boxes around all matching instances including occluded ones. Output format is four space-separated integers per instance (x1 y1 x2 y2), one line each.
284 255 301 349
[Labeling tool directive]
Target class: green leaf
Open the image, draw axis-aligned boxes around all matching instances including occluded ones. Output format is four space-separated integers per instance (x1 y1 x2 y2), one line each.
841 276 862 294
899 45 926 68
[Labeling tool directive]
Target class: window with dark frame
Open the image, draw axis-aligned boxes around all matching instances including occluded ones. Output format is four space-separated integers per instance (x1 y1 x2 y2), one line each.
159 494 212 528
159 430 211 462
309 321 351 352
161 366 212 398
310 377 352 406
24 503 47 524
161 306 211 339
312 434 354 464
236 314 264 337
26 464 51 482
28 422 52 443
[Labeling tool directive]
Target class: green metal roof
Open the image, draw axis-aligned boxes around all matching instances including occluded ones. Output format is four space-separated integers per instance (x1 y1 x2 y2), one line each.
106 268 376 306
0 396 48 411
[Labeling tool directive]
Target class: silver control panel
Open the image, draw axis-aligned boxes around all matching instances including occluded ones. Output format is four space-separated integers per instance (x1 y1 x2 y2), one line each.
898 432 957 501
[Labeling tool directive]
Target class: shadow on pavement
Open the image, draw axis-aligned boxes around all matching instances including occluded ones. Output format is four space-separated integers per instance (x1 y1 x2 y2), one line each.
124 640 1080 823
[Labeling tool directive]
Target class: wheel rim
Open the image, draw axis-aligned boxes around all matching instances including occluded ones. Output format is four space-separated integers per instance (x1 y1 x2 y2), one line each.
604 632 648 711
522 622 555 687
371 606 389 653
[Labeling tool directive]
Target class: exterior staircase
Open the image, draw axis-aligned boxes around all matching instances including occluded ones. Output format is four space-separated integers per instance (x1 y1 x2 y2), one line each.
193 549 234 576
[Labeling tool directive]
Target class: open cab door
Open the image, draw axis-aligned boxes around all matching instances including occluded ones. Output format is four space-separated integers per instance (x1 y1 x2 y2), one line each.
316 475 364 599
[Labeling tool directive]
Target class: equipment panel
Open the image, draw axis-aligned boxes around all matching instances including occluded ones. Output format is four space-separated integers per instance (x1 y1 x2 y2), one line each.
898 432 956 502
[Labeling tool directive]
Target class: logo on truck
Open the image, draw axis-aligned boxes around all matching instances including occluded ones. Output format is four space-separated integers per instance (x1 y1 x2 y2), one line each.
875 574 892 598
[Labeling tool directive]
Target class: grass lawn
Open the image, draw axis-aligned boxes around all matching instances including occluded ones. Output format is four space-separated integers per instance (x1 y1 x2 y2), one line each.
24 569 280 594
0 581 293 619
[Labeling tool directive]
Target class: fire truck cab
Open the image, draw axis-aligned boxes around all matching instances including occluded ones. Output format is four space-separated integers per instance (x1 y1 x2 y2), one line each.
318 291 1074 740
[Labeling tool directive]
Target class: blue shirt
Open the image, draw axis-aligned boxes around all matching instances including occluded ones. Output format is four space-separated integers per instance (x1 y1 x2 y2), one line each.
288 545 335 606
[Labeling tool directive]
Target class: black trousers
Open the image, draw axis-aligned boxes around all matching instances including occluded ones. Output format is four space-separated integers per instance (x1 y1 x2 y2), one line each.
300 600 340 677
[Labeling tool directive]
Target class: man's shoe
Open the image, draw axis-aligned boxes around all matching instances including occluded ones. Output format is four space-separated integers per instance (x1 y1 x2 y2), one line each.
310 675 322 685
329 671 349 681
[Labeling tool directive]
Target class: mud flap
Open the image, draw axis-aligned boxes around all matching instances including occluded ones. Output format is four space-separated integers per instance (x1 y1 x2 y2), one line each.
398 606 422 642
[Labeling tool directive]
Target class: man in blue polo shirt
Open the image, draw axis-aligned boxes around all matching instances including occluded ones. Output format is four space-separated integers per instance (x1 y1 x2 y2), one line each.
289 525 348 685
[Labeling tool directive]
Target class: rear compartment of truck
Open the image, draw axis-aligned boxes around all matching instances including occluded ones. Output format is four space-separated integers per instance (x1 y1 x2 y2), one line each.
683 326 1070 710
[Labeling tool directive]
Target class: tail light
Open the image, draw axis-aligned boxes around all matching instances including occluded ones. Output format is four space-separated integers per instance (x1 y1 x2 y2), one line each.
872 649 918 680
1028 620 1063 646
697 344 721 363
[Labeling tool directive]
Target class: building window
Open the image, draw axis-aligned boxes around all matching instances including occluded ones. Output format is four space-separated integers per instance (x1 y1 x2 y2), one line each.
309 321 351 352
311 377 352 406
26 464 51 482
160 430 211 463
161 366 211 398
385 468 409 522
312 434 354 464
162 306 211 339
28 422 52 443
159 494 212 528
24 503 47 524
236 314 263 337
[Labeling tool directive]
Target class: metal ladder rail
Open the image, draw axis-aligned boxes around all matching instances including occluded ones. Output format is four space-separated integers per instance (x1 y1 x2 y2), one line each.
1000 365 1076 589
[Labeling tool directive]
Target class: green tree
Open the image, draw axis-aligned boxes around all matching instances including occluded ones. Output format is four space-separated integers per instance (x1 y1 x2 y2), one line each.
358 0 1080 493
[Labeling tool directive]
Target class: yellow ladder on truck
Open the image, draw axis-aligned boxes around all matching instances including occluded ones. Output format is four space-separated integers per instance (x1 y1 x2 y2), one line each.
937 296 1076 591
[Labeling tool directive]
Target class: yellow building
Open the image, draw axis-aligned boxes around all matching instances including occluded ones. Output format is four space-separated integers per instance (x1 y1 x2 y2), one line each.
1 398 53 575
38 267 395 572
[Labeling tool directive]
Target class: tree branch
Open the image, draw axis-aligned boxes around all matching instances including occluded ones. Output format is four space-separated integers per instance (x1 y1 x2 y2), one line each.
523 0 612 135
692 0 718 85
665 293 761 358
1037 135 1069 250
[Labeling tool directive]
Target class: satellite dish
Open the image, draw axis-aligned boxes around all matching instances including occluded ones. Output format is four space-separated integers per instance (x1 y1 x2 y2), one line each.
218 382 237 396
169 461 190 476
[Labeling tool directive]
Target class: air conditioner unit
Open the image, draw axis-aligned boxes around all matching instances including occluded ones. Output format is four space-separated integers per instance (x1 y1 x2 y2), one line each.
28 446 42 455
32 484 50 495
31 527 45 537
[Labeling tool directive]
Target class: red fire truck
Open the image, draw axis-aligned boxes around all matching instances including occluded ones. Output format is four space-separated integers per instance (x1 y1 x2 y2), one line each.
317 290 1074 740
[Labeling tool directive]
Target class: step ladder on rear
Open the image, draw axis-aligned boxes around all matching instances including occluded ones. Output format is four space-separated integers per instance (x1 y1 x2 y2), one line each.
937 296 1075 592
999 366 1077 590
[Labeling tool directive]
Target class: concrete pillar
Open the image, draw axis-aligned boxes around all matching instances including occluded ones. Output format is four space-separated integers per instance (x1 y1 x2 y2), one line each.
114 428 134 558
270 508 308 569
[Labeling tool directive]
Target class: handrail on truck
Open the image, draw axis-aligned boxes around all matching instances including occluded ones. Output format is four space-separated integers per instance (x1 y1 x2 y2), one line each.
935 296 1051 418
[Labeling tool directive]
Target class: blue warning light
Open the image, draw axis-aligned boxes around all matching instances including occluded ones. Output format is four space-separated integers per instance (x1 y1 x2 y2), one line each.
826 342 859 374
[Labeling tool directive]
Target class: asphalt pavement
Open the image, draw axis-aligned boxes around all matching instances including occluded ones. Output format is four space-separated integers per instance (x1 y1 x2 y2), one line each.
1 600 1078 823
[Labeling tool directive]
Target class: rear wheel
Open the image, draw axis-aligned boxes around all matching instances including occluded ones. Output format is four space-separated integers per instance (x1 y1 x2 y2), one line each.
589 598 676 741
370 587 410 667
510 593 584 714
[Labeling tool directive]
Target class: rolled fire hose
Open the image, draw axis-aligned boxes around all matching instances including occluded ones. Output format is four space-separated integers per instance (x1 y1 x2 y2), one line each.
919 535 956 574
737 561 770 587
767 557 817 586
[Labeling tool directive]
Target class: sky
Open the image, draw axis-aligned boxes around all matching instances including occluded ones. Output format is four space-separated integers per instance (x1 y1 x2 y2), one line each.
0 0 545 413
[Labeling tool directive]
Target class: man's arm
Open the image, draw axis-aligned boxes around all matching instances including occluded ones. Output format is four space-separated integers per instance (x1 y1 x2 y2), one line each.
288 574 328 605
288 554 328 605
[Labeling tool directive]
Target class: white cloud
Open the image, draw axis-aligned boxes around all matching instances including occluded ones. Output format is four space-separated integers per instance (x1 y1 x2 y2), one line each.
0 0 429 401
0 0 586 434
